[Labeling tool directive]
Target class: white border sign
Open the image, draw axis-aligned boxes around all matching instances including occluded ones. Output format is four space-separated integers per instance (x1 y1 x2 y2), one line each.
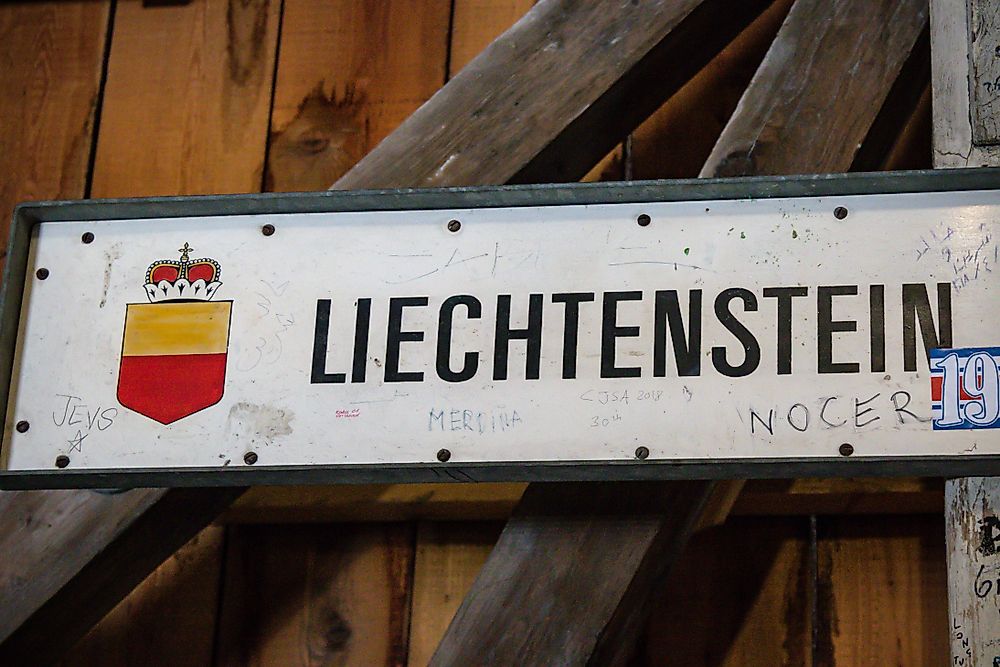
2 172 999 487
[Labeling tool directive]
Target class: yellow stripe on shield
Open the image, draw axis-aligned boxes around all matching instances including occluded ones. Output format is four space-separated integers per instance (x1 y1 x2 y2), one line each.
122 302 232 357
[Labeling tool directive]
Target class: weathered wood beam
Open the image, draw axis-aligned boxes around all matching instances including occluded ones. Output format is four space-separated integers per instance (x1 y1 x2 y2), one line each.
0 488 242 665
932 0 1000 663
0 1 772 662
932 0 1000 167
701 0 928 177
431 482 715 665
431 0 930 663
0 0 254 662
0 0 282 659
334 0 772 189
945 478 1000 667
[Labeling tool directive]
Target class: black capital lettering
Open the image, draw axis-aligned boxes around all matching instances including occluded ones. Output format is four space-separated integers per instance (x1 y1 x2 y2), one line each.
902 283 953 372
654 290 702 377
870 285 886 373
601 291 642 378
494 294 543 380
762 286 809 375
436 295 481 382
385 296 428 382
351 298 372 383
552 293 595 379
712 288 760 377
817 286 860 373
311 299 346 383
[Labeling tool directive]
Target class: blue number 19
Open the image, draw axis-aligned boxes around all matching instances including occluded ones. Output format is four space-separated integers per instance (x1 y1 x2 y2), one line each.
932 352 1000 427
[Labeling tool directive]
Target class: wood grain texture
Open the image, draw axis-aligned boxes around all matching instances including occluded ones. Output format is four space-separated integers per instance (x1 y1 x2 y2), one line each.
333 0 772 189
265 0 451 191
60 525 226 667
0 489 159 645
407 522 503 667
0 0 109 252
2 1 274 658
969 0 1000 145
214 523 414 666
430 481 714 666
448 0 536 78
450 0 624 183
0 5 115 653
934 2 1000 660
91 0 280 197
945 478 1000 667
931 0 1000 165
0 488 243 665
815 515 949 667
701 0 928 177
848 25 931 172
642 517 812 666
0 1 246 664
630 0 792 179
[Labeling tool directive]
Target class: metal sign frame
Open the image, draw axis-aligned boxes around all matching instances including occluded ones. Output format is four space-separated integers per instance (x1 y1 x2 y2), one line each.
2 168 1000 489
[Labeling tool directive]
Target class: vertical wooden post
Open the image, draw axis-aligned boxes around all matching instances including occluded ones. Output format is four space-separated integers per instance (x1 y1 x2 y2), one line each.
931 0 1000 168
932 0 1000 664
946 479 1000 666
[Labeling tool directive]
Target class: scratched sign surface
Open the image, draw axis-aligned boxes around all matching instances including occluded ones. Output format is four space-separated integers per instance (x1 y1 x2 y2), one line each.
3 188 1000 476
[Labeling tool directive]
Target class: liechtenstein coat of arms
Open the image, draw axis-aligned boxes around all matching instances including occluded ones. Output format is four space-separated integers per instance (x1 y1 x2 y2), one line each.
117 243 232 424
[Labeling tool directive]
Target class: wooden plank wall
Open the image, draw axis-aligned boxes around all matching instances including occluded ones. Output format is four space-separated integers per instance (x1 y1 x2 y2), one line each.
0 0 944 664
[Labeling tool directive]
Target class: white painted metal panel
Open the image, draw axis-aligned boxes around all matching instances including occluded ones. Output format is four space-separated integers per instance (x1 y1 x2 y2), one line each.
2 189 999 473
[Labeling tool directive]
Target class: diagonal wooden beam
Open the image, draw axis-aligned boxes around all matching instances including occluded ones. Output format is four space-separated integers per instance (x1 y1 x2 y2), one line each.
0 1 773 663
702 0 928 178
335 0 773 189
433 482 715 665
431 0 928 664
0 488 243 664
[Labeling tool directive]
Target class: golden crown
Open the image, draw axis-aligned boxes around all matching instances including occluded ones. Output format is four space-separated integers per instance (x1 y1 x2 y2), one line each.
144 243 223 303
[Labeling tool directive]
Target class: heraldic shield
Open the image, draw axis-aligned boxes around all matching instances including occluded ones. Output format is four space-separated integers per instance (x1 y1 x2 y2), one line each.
117 243 232 425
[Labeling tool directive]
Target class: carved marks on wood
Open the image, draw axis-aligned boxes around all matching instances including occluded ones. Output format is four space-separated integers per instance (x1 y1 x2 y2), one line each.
970 0 1000 145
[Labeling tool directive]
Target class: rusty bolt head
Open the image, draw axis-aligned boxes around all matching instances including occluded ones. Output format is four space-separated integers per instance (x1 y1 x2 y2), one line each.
244 451 258 465
834 206 849 220
55 455 70 468
635 446 650 460
839 443 854 457
447 219 462 233
261 224 275 237
36 268 49 280
436 448 452 462
15 421 29 433
637 214 651 227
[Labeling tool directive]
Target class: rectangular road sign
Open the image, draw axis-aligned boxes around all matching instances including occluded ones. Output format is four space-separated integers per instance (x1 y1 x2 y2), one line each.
3 170 1000 488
